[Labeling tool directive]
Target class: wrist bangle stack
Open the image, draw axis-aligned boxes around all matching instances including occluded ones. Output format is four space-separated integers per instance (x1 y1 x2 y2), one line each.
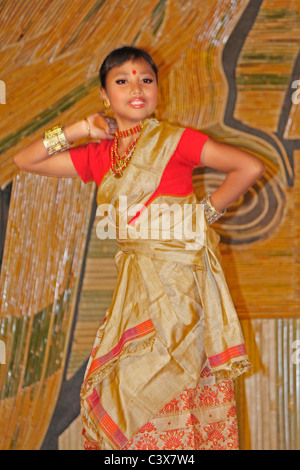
43 125 70 156
84 118 91 139
201 194 226 225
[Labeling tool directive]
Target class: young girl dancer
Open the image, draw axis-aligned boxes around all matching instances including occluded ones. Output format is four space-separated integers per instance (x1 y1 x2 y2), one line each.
14 46 264 450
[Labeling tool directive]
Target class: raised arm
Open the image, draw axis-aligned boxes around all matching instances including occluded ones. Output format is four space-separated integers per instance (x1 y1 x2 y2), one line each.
13 114 116 178
201 139 265 213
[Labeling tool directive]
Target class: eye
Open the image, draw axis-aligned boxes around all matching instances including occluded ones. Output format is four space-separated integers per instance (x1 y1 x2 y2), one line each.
142 78 154 84
115 79 127 85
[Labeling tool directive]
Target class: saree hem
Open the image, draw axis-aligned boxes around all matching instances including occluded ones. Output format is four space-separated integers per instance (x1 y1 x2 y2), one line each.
82 364 240 451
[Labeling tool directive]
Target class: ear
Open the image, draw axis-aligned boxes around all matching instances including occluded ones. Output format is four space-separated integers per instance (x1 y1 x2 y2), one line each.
100 87 108 102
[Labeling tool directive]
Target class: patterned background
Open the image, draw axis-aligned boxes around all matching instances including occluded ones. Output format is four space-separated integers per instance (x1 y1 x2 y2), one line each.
0 0 299 450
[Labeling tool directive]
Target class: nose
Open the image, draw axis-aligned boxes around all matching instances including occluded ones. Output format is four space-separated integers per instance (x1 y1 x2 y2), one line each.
130 80 143 95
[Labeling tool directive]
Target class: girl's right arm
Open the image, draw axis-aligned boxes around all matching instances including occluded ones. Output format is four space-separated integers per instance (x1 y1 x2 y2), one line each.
13 114 116 178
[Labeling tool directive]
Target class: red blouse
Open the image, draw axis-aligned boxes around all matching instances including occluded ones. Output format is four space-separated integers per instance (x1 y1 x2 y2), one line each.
70 127 209 202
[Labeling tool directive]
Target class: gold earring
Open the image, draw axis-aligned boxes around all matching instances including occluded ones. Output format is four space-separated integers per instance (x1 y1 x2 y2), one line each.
103 98 110 109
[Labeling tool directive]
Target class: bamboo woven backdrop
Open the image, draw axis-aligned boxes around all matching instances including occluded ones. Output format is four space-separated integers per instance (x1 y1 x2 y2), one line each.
0 0 299 450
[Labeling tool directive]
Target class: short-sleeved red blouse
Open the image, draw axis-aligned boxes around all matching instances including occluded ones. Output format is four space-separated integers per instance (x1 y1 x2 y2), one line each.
69 127 209 203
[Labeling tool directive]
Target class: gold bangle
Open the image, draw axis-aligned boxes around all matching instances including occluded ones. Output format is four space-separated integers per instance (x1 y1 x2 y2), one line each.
201 194 226 225
84 118 91 139
206 194 224 215
43 125 70 156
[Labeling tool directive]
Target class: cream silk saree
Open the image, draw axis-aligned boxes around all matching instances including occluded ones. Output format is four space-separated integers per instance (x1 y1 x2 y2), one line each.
80 118 250 450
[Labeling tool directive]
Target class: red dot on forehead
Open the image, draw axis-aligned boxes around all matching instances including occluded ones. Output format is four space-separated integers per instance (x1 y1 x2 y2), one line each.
132 70 137 75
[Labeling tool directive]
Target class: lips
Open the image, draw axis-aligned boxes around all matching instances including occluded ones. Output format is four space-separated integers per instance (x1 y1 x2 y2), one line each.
129 98 146 108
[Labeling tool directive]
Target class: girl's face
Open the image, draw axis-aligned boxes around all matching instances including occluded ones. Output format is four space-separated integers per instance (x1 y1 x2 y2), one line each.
101 58 158 130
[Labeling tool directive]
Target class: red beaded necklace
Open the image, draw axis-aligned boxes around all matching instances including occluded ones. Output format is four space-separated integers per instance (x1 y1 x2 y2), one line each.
110 122 143 178
116 123 143 139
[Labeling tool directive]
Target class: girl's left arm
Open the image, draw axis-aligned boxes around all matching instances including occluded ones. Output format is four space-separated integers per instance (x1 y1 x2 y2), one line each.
200 139 265 212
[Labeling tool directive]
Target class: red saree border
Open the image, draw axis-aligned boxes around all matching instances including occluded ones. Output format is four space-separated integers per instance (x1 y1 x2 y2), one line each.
86 319 155 379
208 344 247 368
87 388 128 449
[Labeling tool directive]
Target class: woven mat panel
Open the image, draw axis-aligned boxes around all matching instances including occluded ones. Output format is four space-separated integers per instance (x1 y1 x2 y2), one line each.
0 173 95 449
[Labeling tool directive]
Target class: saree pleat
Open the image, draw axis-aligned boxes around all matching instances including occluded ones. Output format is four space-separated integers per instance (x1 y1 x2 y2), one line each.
80 119 250 450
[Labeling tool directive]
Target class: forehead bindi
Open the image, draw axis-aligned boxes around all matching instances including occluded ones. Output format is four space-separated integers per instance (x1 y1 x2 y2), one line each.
107 59 156 82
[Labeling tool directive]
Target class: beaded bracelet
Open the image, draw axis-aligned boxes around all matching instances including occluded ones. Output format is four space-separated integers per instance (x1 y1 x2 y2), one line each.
200 194 226 225
43 125 70 156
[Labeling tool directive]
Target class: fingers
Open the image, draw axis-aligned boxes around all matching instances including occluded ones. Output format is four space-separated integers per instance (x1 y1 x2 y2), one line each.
87 112 117 140
103 115 117 128
103 115 117 138
93 113 108 129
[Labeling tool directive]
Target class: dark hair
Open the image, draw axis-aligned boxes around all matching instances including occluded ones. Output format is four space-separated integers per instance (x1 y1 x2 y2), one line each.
99 46 158 89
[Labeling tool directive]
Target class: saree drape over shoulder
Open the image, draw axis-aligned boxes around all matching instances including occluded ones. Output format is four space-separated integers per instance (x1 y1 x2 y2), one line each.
80 118 250 450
